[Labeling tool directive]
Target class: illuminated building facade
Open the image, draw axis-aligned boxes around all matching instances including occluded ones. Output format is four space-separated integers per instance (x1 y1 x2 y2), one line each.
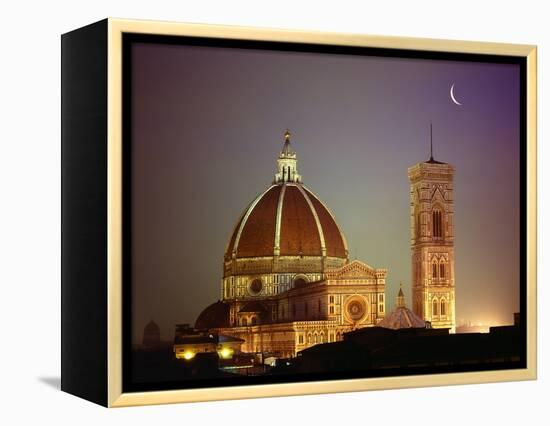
173 324 244 360
195 131 387 357
408 127 456 332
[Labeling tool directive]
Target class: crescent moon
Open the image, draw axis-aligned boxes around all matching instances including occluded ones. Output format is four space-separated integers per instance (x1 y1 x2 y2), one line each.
450 83 462 106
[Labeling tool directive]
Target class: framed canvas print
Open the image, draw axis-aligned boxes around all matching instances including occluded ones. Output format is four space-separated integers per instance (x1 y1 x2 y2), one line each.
61 18 537 407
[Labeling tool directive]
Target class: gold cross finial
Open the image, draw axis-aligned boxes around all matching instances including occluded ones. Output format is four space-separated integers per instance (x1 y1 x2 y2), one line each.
284 129 291 142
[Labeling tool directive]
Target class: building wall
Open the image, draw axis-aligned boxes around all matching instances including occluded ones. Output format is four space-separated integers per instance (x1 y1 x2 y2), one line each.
215 260 387 357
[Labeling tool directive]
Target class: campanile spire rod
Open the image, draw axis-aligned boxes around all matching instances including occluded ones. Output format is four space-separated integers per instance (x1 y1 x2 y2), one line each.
429 122 434 161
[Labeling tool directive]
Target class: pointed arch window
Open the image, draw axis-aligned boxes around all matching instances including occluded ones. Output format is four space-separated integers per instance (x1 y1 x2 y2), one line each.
432 299 439 316
432 209 443 238
441 299 447 316
432 262 438 278
440 262 446 279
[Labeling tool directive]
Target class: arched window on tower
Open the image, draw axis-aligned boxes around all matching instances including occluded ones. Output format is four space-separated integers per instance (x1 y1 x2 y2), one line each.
432 262 438 279
432 209 443 238
432 299 439 316
440 262 446 279
441 299 447 316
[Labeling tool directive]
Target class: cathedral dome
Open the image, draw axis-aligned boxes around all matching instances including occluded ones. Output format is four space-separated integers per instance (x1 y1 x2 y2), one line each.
195 301 230 330
224 183 347 261
222 131 349 280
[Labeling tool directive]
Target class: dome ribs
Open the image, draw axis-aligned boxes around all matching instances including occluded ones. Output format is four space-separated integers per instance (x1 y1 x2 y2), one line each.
226 183 348 263
236 185 281 257
303 188 347 258
225 214 245 259
279 185 322 256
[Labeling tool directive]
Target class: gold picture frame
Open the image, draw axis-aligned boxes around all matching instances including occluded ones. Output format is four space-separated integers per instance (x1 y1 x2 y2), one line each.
61 17 537 407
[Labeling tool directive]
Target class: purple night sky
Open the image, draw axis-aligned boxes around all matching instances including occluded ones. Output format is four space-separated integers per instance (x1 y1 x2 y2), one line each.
131 42 520 343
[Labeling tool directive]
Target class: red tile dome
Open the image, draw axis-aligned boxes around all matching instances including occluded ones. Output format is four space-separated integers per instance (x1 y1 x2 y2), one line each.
224 183 348 261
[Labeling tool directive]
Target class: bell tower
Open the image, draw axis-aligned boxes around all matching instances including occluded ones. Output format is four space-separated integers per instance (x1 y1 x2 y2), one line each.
408 124 456 332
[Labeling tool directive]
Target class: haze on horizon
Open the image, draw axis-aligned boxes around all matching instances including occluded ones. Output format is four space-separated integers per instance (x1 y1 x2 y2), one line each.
131 42 520 343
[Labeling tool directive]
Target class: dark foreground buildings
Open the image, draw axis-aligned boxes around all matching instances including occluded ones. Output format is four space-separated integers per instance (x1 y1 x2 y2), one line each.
288 315 522 375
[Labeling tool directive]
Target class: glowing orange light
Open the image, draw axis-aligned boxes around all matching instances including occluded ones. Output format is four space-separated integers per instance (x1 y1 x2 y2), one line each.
218 347 233 359
182 351 195 360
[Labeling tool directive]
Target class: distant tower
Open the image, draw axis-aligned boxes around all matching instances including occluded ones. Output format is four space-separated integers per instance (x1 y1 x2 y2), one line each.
142 320 161 349
408 124 456 332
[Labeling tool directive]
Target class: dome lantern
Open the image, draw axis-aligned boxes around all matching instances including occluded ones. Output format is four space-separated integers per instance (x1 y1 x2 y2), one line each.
274 129 302 183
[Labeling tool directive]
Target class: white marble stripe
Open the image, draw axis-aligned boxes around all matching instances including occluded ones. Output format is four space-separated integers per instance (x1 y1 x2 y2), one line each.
273 183 287 256
232 185 276 257
302 185 349 255
297 184 326 256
